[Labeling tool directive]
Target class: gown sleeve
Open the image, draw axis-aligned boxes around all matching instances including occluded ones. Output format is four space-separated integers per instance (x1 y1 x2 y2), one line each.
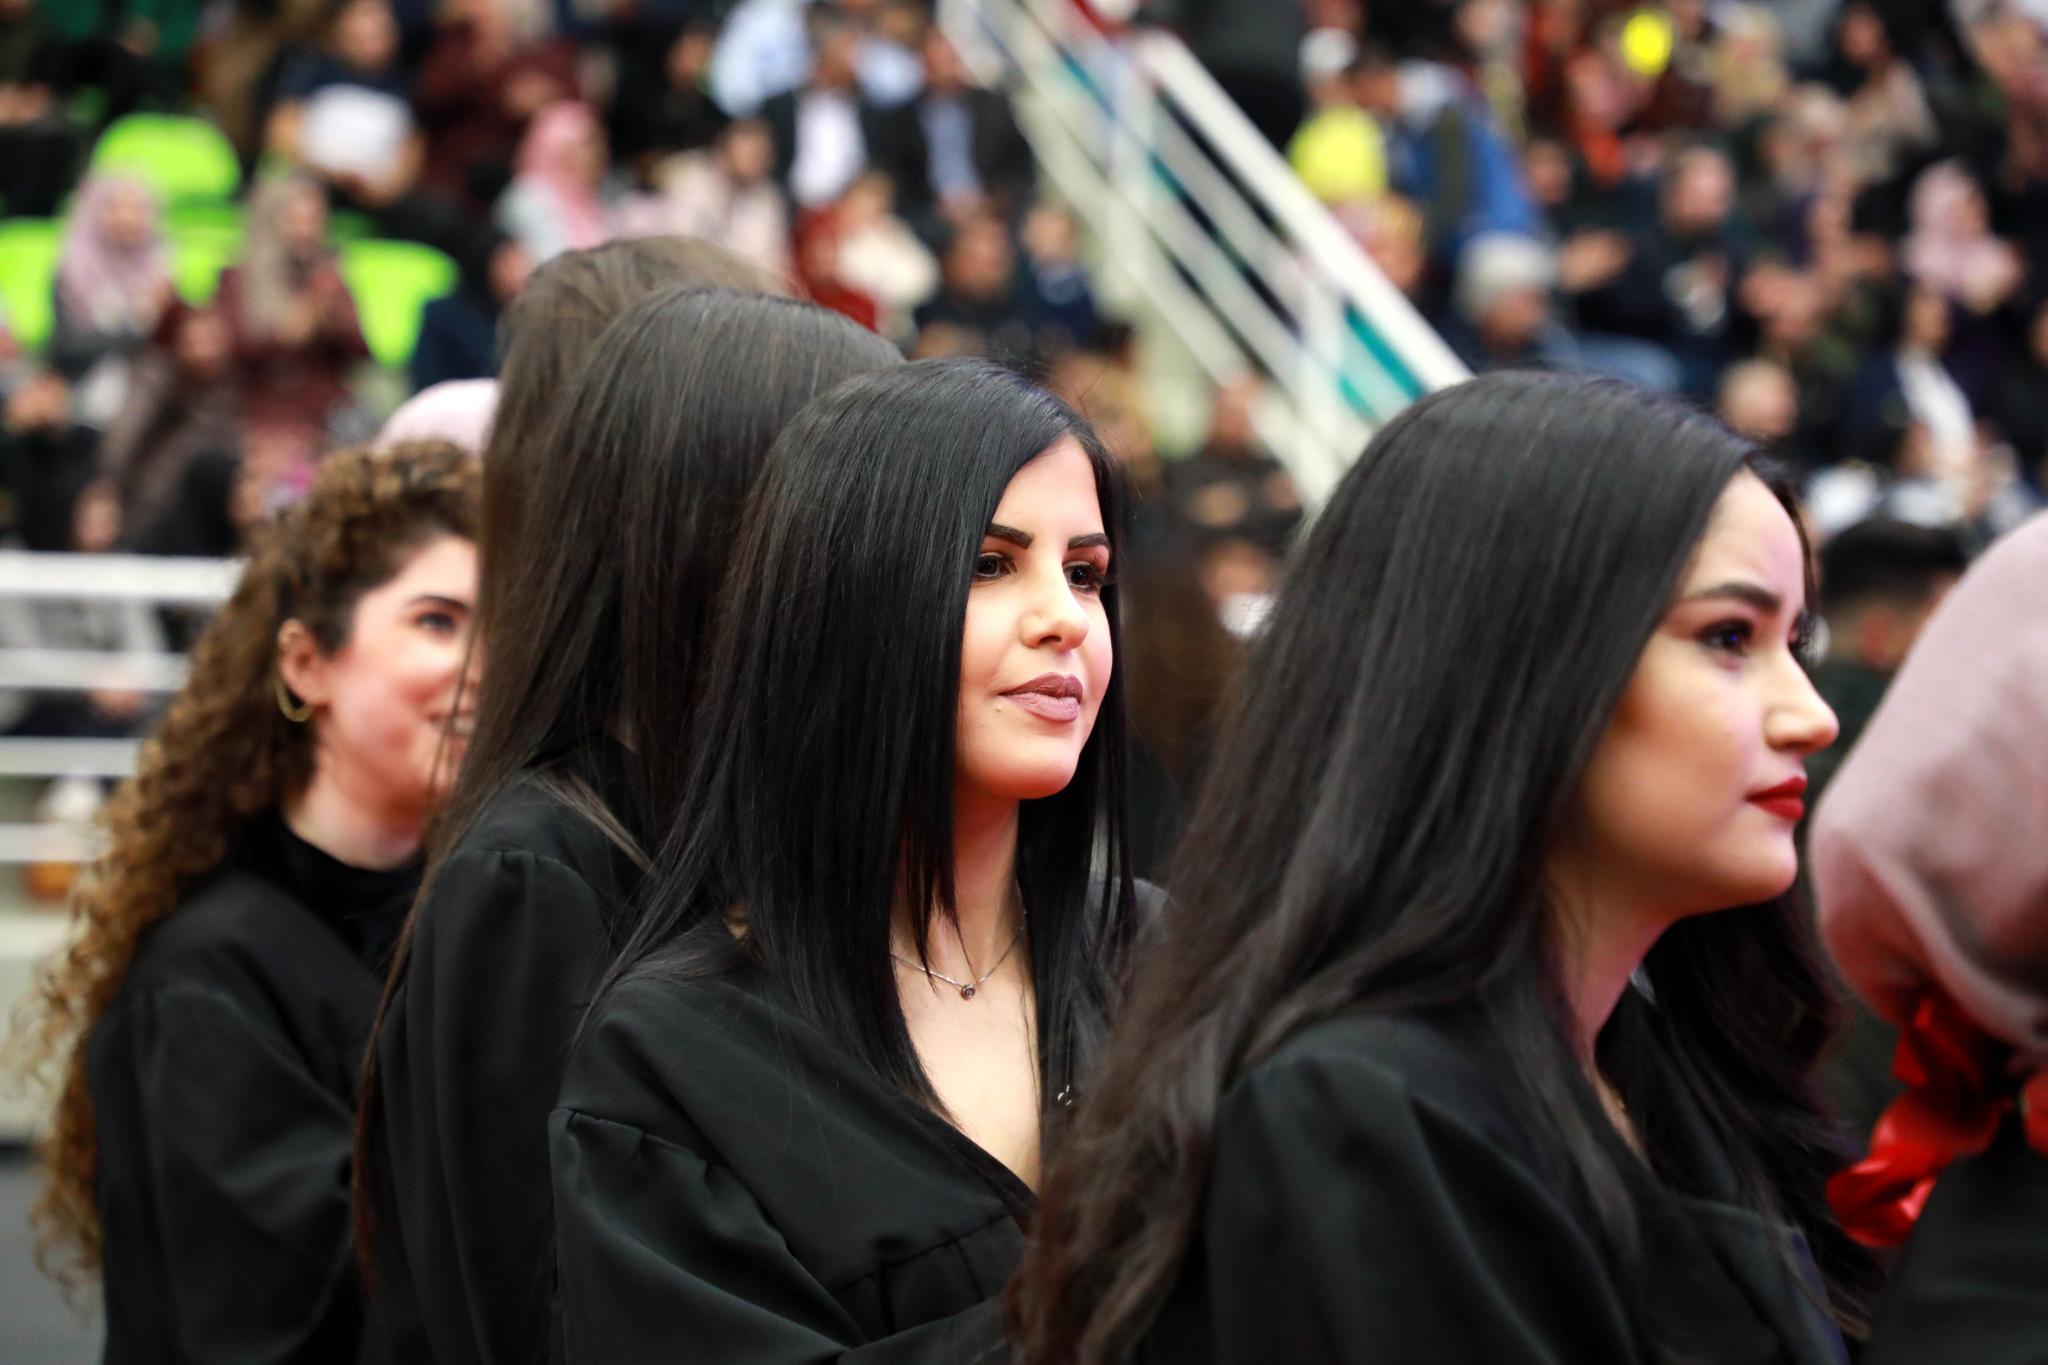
549 1107 1005 1364
95 982 359 1363
1180 1048 1642 1364
386 846 614 1362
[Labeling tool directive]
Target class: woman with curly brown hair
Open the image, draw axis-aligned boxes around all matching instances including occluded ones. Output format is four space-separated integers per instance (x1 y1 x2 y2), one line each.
23 441 479 1363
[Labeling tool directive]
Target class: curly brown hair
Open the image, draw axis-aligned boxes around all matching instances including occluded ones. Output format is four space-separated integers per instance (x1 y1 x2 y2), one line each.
16 440 479 1290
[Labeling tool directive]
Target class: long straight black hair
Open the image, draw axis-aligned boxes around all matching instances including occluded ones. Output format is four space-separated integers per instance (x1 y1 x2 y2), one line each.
353 287 899 1264
602 359 1138 1125
1010 371 1881 1360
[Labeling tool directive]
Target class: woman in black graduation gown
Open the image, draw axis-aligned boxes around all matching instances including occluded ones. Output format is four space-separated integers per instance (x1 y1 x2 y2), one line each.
549 360 1139 1361
23 442 479 1361
353 283 897 1363
1011 371 1884 1363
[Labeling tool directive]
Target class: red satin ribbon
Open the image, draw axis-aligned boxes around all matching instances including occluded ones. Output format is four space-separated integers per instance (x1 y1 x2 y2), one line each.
1827 991 2048 1247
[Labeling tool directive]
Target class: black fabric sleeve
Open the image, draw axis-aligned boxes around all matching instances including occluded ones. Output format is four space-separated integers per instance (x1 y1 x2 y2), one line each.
1182 1049 1641 1364
96 983 358 1363
549 1108 1005 1364
386 847 613 1363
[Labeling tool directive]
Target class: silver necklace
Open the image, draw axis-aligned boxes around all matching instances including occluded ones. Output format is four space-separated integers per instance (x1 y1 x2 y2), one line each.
891 911 1027 1000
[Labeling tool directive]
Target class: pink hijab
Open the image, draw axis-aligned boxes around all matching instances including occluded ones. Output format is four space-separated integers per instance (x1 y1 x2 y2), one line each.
375 379 498 456
55 176 171 331
1814 513 2048 1242
515 101 609 252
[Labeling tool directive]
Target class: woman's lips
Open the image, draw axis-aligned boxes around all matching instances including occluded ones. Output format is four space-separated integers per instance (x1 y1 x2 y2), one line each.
1003 674 1084 723
1748 776 1807 823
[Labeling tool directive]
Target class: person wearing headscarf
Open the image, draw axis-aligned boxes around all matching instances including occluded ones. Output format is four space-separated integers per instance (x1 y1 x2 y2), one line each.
49 176 174 423
1813 512 2048 1365
494 101 615 264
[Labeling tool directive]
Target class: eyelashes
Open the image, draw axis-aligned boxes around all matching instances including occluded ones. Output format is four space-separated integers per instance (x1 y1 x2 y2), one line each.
1697 616 1813 664
972 550 1113 594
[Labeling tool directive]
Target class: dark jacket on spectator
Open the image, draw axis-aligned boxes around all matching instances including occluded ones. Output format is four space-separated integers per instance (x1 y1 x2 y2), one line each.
759 88 925 206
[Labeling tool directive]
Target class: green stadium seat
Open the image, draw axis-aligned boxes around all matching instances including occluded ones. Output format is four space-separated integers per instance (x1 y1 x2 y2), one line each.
0 219 62 352
90 113 241 207
339 239 458 370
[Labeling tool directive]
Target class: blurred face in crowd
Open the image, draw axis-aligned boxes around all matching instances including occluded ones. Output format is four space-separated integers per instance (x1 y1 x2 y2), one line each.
1664 149 1734 237
813 24 861 89
668 27 715 87
333 0 398 72
720 119 774 183
955 438 1114 806
98 181 155 251
172 309 233 381
487 240 533 304
923 32 969 95
1552 472 1835 930
1903 285 1951 352
281 534 481 826
279 181 329 257
947 218 1015 300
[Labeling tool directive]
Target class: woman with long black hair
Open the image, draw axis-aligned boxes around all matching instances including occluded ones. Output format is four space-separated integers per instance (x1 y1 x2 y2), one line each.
354 287 898 1364
549 360 1138 1360
1010 370 1882 1363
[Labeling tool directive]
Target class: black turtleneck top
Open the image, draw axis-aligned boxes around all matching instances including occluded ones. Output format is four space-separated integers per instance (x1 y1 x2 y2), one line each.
85 809 421 1364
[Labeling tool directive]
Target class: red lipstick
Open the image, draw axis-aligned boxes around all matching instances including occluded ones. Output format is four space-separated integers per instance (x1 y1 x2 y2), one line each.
1002 673 1084 723
1748 775 1808 823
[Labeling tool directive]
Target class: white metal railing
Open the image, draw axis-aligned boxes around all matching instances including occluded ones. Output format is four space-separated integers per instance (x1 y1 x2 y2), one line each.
0 551 236 863
940 0 1467 500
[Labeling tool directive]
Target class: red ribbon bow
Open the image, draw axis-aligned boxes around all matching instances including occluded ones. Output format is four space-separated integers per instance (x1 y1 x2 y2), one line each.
1826 991 2048 1247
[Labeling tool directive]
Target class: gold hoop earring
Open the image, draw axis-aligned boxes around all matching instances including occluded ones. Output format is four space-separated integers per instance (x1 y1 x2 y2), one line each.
274 673 315 723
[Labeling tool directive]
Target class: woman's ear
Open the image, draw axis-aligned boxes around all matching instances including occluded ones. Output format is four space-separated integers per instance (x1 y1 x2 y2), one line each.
276 619 329 710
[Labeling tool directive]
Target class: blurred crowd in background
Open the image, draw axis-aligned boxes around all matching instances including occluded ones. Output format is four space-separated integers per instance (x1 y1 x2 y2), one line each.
0 0 2042 900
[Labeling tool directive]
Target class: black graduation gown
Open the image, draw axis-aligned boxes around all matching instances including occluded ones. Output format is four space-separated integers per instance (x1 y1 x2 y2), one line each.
1144 1011 1850 1365
1863 1115 2048 1365
361 743 644 1365
548 958 1034 1363
86 813 416 1364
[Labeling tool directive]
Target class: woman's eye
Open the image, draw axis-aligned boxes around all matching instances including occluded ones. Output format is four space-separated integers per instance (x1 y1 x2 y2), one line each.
418 611 459 636
1700 620 1753 655
1066 562 1109 592
972 552 1010 580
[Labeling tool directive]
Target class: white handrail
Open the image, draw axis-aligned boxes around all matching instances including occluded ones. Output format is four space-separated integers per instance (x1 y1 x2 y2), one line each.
0 550 240 605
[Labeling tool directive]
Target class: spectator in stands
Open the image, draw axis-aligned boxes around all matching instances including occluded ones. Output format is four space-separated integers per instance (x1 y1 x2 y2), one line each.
1445 231 1679 390
1822 2 1938 186
1 369 98 554
265 0 428 225
913 211 1033 359
1018 199 1101 352
0 0 83 217
614 119 791 282
1576 142 1748 397
830 170 939 344
1843 281 1974 480
1718 358 1815 474
411 231 531 392
1288 32 1388 209
495 100 618 263
413 0 580 218
1352 43 1542 269
1901 160 2025 400
710 0 923 118
0 473 161 741
95 303 240 540
214 174 371 451
905 28 1035 231
760 3 923 212
609 16 728 176
49 177 175 430
1169 376 1301 557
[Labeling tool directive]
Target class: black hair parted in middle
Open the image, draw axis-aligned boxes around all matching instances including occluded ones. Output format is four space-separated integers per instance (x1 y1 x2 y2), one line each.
603 358 1137 1124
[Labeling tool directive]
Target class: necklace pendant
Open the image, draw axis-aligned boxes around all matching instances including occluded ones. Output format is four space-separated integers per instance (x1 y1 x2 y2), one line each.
960 984 977 1000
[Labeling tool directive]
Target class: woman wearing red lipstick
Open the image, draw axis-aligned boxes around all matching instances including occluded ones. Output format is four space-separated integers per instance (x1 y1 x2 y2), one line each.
1012 371 1882 1364
547 360 1137 1361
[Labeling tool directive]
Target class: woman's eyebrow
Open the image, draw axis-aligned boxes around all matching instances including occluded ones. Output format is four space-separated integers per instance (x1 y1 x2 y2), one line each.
1680 580 1783 615
986 522 1032 548
408 594 471 611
